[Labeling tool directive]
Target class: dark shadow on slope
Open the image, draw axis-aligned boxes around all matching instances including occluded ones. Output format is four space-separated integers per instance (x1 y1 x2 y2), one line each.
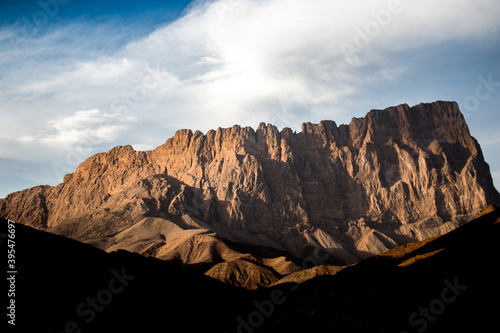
3 207 500 333
254 205 500 333
2 218 252 333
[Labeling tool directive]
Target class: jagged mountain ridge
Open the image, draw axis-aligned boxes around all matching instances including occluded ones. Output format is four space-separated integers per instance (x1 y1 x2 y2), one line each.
1 101 499 269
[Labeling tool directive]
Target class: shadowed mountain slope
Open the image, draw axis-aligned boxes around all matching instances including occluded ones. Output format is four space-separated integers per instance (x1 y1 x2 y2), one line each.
258 205 500 332
3 205 499 332
2 217 251 333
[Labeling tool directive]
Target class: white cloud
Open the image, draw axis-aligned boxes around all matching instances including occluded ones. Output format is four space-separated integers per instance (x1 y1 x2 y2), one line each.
0 0 499 196
131 143 155 151
40 109 130 148
3 0 500 132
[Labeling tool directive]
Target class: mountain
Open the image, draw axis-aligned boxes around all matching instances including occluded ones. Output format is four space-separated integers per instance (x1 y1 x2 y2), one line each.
3 205 499 332
1 101 499 283
259 204 500 332
1 217 250 333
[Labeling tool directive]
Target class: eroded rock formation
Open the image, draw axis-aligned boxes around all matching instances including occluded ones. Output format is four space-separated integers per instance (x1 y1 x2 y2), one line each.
1 101 499 270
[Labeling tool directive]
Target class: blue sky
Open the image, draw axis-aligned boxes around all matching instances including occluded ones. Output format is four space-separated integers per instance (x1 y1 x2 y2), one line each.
0 0 499 198
0 0 192 25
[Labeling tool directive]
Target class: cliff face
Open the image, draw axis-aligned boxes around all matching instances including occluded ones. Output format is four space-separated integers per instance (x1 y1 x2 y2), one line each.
1 101 499 265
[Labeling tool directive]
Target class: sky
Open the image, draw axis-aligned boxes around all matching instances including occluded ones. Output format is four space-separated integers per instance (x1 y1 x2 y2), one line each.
0 0 499 198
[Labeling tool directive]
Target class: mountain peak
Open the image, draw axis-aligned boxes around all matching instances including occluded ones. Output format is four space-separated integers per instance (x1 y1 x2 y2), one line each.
1 101 499 267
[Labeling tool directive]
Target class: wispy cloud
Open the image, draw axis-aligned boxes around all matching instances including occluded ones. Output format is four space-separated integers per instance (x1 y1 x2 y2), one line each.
40 109 131 147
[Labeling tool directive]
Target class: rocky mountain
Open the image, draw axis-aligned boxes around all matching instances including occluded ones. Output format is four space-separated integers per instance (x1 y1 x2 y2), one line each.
4 204 499 332
1 101 499 281
261 204 500 333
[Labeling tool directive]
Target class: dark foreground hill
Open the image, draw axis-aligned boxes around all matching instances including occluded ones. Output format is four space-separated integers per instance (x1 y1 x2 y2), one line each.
3 205 500 332
259 205 500 332
2 217 250 333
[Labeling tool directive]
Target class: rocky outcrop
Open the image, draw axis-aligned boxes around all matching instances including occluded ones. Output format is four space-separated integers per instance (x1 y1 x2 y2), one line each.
1 101 499 269
205 258 281 290
270 265 346 286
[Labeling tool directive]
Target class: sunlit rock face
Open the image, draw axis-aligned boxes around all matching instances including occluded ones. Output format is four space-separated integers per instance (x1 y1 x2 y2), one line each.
2 101 499 265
